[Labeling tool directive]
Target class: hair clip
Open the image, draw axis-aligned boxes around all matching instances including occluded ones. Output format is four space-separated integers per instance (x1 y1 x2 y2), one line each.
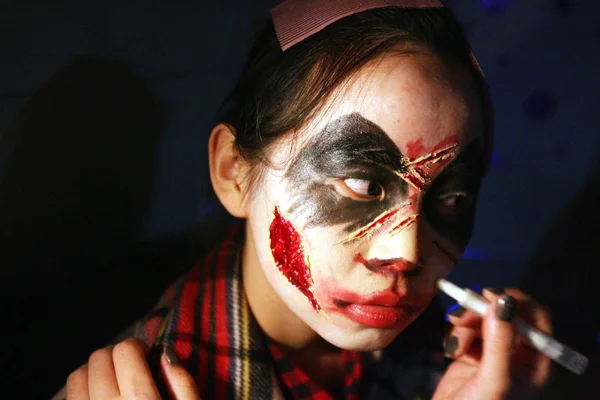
271 0 444 51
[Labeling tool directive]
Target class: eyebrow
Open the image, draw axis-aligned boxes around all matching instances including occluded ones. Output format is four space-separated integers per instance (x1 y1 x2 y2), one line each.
303 112 482 180
301 112 406 175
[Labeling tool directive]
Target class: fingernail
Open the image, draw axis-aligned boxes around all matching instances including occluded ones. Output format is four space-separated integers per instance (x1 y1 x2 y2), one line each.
448 305 466 317
444 335 459 358
484 287 505 295
496 294 516 322
164 347 180 366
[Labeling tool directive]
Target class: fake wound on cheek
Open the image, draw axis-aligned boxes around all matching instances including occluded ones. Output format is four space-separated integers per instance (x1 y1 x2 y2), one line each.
341 204 418 243
269 206 320 310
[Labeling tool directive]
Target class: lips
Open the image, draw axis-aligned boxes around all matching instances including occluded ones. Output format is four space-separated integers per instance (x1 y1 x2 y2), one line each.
331 291 424 329
337 303 418 329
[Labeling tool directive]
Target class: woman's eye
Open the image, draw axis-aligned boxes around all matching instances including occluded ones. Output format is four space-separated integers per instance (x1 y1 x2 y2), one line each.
343 178 384 199
438 192 471 210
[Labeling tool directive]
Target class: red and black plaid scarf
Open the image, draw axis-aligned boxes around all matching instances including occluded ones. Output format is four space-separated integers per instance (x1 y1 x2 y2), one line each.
52 224 447 400
130 225 364 399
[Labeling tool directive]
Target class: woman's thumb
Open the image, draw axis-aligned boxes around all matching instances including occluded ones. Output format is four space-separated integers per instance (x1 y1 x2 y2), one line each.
160 347 201 400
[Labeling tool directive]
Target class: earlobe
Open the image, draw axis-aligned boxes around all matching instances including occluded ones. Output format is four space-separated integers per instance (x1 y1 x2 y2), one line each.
208 123 249 218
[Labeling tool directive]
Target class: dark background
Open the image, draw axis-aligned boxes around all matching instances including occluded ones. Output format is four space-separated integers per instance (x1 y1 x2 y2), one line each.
0 0 598 398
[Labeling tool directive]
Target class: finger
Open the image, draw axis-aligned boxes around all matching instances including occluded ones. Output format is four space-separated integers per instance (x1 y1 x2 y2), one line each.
478 294 517 398
444 325 479 360
87 348 120 399
446 304 482 328
502 288 552 335
66 364 90 400
160 347 202 400
502 289 553 389
112 338 161 400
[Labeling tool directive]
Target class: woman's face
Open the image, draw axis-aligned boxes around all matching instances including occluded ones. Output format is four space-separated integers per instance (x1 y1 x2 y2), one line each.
244 52 485 351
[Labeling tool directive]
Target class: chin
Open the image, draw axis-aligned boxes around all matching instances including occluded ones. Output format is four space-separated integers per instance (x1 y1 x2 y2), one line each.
314 318 409 352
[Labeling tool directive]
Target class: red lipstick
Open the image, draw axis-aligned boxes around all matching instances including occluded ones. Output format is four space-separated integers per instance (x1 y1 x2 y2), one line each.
340 303 417 329
325 286 425 329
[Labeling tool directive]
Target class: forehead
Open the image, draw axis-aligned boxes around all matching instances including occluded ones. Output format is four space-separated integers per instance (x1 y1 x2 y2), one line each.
297 52 483 158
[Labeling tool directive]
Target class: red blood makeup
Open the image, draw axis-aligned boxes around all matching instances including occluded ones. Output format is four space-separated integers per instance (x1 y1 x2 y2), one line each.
399 140 459 192
342 204 407 243
269 206 320 310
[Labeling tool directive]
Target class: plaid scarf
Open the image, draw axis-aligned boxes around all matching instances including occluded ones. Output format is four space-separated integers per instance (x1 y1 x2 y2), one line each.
52 225 448 400
132 225 364 399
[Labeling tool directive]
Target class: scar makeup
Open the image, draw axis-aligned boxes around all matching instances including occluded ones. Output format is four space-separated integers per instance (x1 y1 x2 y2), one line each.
269 206 320 310
387 214 419 237
285 112 408 234
341 204 408 243
284 113 484 251
399 142 459 192
422 139 485 249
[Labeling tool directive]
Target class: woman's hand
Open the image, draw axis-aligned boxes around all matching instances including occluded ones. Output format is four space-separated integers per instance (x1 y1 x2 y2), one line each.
433 288 552 399
66 338 200 400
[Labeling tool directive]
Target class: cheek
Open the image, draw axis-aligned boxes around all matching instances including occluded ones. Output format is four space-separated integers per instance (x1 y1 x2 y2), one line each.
432 240 458 265
269 206 320 310
423 238 460 286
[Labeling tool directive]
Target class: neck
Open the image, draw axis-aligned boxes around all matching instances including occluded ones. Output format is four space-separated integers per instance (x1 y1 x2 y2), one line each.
241 224 320 350
240 226 349 392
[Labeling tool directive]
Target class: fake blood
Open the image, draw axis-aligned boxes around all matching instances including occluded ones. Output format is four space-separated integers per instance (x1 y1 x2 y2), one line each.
343 205 405 242
388 214 418 236
401 138 460 191
405 136 459 159
269 206 320 310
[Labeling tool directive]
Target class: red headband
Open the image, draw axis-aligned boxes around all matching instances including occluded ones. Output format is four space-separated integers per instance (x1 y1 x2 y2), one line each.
271 0 444 51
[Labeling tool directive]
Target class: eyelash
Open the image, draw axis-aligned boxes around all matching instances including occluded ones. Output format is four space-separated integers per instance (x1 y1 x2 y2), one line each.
437 191 473 209
336 178 384 201
334 178 474 209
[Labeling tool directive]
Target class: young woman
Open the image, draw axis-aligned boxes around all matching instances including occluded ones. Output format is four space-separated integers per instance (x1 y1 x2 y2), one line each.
62 1 551 398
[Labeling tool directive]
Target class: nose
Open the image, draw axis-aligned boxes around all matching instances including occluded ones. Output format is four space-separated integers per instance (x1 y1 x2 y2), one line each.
361 257 423 276
363 215 422 272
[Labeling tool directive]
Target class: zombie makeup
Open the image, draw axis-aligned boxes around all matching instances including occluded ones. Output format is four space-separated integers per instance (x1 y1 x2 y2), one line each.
313 275 433 330
267 112 484 312
240 49 491 350
269 206 319 310
284 113 408 234
422 139 485 250
283 112 484 250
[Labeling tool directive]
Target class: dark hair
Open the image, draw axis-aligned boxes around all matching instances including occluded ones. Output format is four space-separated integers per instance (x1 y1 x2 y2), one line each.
214 5 493 190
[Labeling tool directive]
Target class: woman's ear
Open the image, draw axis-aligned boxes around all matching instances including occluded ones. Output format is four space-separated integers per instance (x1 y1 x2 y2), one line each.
208 123 249 218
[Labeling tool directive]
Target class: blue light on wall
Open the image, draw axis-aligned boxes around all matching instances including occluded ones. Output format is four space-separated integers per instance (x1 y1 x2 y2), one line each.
490 150 502 168
479 0 513 14
462 246 494 261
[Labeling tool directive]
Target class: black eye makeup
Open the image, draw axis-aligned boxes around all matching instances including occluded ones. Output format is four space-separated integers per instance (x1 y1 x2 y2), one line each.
422 140 485 248
283 112 484 248
284 113 408 232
